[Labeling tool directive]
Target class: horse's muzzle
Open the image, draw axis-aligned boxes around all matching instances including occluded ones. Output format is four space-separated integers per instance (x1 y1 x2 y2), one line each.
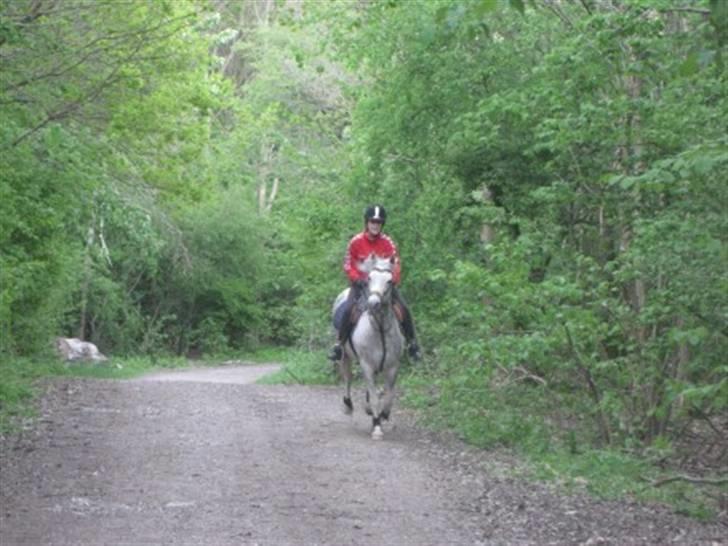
367 293 382 312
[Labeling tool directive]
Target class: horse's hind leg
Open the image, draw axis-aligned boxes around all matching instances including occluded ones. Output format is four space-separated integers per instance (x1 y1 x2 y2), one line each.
339 355 353 415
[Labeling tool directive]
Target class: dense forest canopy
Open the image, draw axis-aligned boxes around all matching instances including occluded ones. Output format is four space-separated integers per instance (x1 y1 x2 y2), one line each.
1 0 726 451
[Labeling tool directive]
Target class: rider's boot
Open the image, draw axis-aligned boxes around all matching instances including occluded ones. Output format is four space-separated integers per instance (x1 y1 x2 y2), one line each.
401 312 421 362
328 313 354 362
327 342 342 362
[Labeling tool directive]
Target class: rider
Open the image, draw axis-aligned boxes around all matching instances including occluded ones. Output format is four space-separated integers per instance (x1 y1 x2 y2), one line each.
328 205 421 362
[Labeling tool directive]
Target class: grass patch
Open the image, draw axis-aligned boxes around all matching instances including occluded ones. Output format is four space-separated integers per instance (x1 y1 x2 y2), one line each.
0 354 189 433
398 367 725 521
530 449 719 520
249 347 337 385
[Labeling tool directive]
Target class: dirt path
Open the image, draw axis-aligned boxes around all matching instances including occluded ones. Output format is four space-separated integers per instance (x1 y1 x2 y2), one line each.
0 365 724 545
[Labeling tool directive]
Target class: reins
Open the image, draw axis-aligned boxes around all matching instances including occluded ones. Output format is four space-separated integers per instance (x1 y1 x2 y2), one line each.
366 268 394 373
374 311 387 372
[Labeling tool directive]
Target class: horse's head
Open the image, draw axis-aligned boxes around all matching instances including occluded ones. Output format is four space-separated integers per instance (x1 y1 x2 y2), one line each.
366 256 395 312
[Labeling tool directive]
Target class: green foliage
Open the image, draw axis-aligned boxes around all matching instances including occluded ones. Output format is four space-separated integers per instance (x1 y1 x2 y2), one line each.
327 0 726 452
0 125 92 355
171 187 271 349
314 2 728 519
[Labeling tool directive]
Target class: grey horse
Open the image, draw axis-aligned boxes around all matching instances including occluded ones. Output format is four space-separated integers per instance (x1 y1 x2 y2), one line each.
332 255 405 439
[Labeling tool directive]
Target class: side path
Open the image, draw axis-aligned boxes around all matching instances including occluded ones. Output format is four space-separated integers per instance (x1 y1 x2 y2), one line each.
0 367 724 545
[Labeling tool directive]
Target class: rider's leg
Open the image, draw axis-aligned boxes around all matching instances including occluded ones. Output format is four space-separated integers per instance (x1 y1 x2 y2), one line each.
328 284 362 361
393 288 421 361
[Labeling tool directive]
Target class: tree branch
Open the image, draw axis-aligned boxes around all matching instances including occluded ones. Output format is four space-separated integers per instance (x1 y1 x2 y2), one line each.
9 39 143 147
5 12 194 93
646 474 728 488
658 8 711 16
542 0 573 29
563 322 611 446
689 403 724 438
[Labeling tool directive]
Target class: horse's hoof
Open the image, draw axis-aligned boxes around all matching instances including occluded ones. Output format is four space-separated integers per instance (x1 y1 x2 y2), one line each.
343 396 353 415
371 426 384 440
364 407 373 416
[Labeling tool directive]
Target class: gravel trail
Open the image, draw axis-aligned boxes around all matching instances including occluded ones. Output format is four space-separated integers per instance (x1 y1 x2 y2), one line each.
0 365 724 545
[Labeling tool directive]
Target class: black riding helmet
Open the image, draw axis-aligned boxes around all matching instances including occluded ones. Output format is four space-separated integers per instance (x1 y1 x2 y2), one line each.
364 204 387 225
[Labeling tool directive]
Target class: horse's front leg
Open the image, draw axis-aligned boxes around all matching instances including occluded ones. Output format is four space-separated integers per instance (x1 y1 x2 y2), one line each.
339 354 353 415
379 363 399 422
361 361 384 440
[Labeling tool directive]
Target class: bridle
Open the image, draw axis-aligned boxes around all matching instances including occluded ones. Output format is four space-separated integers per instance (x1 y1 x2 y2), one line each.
366 267 394 308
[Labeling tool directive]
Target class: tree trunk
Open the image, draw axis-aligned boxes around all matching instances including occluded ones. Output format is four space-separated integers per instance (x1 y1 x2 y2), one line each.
257 142 279 214
479 185 495 244
79 223 95 340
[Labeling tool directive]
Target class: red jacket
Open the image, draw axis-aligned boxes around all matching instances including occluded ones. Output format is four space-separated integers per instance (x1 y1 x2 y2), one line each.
343 231 401 284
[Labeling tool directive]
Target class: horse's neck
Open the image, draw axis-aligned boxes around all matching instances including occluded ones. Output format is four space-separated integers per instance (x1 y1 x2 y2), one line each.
367 303 397 331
